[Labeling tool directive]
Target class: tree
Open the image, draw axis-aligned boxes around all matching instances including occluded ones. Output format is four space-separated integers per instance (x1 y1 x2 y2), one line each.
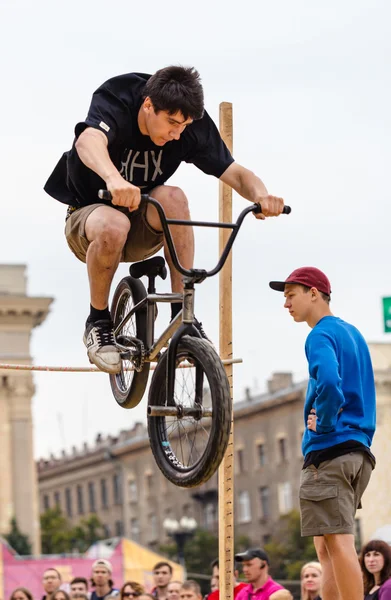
70 514 104 553
264 510 317 579
41 507 105 554
160 528 252 592
3 518 32 555
40 506 72 554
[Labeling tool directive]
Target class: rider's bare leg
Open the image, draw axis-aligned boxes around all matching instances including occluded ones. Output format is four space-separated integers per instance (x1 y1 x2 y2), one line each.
146 186 194 293
82 205 130 374
85 206 130 309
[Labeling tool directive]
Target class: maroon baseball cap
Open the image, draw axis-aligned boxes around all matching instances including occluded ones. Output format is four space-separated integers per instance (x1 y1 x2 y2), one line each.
269 267 331 296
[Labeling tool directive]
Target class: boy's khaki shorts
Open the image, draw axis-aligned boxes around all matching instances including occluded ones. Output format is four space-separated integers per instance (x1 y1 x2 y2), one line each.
299 451 373 537
65 203 164 263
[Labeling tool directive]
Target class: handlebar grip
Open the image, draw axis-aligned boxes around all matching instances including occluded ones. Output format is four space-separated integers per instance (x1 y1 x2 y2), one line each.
253 204 291 215
98 190 150 203
98 189 112 201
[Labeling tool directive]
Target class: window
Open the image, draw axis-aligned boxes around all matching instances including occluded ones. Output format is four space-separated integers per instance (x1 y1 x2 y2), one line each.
43 494 50 511
278 482 292 515
54 492 60 507
115 520 124 536
257 443 266 466
259 486 270 519
113 473 122 504
77 485 84 515
88 482 96 513
278 437 287 462
103 524 111 538
263 534 271 545
129 480 138 502
130 518 140 541
65 488 72 517
101 479 108 509
237 448 245 473
238 491 251 523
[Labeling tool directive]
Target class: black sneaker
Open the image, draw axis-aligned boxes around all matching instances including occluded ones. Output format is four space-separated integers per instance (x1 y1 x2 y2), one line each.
83 319 121 374
194 318 212 343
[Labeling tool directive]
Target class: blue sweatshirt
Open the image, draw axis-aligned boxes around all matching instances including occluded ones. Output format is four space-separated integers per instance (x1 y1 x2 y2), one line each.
302 316 376 457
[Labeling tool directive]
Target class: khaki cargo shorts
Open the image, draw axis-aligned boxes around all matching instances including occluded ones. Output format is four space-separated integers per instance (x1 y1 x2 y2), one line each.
299 451 373 537
65 203 164 263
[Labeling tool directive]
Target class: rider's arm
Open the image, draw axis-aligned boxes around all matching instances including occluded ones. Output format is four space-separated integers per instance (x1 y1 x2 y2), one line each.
75 127 121 184
75 127 140 209
219 162 283 216
220 162 268 198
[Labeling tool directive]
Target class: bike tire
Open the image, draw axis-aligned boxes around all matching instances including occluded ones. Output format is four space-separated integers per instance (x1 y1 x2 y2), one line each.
147 336 231 487
109 276 150 409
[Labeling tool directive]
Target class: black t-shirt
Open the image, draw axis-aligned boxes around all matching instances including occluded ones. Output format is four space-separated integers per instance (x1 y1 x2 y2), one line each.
44 72 234 207
303 440 376 469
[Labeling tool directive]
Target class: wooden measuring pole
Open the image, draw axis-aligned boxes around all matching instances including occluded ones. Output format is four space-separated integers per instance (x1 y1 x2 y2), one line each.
218 102 234 600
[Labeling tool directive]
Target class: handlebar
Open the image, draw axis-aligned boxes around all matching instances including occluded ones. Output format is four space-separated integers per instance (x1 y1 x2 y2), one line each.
98 190 291 215
98 190 291 282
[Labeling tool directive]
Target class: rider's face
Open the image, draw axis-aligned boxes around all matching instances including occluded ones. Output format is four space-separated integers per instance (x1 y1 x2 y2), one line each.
142 98 193 146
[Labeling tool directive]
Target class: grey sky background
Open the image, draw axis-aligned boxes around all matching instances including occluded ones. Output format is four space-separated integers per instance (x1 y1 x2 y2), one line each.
0 0 389 458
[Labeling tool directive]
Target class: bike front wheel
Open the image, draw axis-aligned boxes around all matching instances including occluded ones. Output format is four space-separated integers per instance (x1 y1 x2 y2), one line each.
147 336 231 487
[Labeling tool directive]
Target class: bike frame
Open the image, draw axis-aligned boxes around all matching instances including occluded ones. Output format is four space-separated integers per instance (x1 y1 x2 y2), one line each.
100 189 289 406
138 195 262 405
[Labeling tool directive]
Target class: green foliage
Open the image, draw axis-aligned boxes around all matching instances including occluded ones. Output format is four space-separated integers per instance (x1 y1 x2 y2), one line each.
40 507 104 554
3 518 32 555
70 514 104 552
160 528 253 596
264 510 317 580
40 506 72 554
160 528 218 575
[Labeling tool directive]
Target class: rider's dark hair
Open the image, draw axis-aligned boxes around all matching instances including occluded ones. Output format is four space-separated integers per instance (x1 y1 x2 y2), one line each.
144 66 204 120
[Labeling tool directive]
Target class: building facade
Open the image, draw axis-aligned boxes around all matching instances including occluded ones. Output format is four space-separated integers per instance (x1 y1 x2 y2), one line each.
38 373 307 548
0 264 52 554
37 345 391 551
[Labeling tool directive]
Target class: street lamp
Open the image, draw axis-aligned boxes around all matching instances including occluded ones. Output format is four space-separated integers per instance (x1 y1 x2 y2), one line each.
163 516 197 567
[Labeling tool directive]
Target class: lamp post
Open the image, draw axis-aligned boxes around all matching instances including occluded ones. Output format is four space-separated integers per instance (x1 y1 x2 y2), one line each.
163 516 197 568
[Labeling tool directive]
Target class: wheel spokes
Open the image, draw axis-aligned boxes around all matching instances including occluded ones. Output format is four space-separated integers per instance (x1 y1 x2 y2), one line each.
160 351 212 470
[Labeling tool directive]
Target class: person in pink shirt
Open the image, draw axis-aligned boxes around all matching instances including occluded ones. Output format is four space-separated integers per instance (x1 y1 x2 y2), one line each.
235 549 292 600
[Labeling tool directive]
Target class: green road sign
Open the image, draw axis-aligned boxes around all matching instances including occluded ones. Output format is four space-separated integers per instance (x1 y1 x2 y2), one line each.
383 297 391 333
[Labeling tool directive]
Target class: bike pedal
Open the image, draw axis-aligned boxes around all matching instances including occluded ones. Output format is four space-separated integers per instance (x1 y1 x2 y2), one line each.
120 350 131 360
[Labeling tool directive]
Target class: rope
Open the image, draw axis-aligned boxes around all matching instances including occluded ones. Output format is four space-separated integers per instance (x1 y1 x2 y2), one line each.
0 358 242 373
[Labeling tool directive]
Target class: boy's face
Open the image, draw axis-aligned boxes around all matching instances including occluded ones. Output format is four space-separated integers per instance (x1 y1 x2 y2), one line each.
283 284 315 323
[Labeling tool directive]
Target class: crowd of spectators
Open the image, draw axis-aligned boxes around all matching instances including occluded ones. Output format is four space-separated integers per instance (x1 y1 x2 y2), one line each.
7 541 391 600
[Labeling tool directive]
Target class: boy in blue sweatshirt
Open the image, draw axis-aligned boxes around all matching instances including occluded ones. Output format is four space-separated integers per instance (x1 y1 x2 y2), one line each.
269 266 376 600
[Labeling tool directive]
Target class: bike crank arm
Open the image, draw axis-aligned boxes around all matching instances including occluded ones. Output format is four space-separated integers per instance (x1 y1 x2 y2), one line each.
147 405 212 418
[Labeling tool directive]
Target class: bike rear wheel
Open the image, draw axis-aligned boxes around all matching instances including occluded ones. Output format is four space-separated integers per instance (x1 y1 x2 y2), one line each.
110 276 150 408
147 336 231 487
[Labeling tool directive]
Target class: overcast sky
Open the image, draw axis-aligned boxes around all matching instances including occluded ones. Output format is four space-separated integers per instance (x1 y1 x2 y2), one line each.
0 0 390 458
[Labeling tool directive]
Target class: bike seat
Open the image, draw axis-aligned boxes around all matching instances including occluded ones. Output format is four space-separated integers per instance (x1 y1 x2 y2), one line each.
129 256 167 280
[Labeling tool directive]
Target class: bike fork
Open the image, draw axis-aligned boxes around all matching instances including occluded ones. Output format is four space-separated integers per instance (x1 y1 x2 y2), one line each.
165 281 201 406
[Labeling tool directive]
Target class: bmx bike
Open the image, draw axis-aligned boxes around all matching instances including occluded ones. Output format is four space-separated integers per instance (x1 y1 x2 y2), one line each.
99 190 290 487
